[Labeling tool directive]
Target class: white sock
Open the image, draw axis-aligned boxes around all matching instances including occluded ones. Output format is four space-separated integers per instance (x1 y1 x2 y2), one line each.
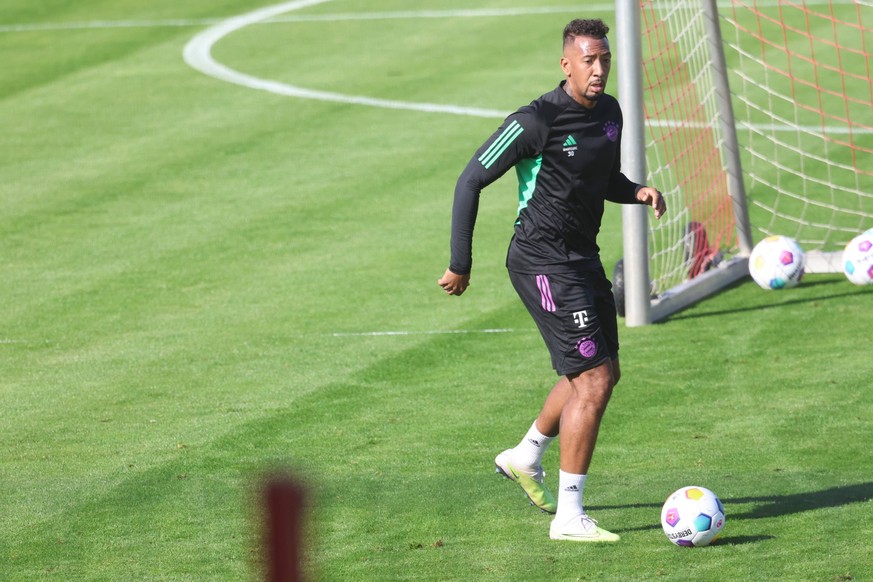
512 421 555 468
555 470 587 524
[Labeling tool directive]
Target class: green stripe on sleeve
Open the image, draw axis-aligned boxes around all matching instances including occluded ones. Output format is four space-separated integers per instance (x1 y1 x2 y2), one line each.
478 120 524 169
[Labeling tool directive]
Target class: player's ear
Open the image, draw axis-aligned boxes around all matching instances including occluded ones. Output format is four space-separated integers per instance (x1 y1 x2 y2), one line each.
560 56 571 76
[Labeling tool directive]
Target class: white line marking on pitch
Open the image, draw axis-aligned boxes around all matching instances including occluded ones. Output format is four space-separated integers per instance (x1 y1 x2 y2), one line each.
330 329 521 337
6 4 865 132
183 0 508 118
0 1 856 32
182 1 873 131
0 6 594 33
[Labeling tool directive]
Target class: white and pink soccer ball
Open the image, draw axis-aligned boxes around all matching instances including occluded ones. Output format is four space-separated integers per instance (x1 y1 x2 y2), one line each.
661 486 726 547
749 235 805 290
842 229 873 286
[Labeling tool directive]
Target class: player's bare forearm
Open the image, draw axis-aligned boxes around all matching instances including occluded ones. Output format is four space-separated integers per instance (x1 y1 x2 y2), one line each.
438 269 470 296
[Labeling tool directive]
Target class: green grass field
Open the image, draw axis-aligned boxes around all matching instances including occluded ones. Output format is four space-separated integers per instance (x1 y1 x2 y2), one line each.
2 1 872 580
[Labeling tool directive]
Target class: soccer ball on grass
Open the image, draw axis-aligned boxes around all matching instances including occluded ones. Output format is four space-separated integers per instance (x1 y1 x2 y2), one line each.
842 229 873 286
661 485 725 547
748 235 805 290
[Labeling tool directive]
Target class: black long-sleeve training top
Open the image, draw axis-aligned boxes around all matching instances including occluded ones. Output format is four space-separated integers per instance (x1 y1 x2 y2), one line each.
449 81 645 276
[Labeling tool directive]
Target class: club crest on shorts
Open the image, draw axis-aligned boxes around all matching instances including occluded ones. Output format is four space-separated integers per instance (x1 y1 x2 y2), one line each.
576 337 598 358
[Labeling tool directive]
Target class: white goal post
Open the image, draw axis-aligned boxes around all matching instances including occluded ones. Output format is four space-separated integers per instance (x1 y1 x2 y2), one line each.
616 0 873 326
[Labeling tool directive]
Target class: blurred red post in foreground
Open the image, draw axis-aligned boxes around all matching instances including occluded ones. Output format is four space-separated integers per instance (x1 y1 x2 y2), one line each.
264 475 306 582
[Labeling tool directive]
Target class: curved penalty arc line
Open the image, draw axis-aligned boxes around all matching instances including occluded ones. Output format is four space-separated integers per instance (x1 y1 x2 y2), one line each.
182 0 508 119
182 1 872 133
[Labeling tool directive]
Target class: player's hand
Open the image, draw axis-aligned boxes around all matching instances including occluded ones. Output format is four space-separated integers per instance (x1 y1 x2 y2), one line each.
637 187 667 220
438 269 470 296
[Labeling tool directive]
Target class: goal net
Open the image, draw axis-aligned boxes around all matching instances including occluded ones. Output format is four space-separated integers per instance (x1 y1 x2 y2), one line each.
724 0 873 268
618 0 873 324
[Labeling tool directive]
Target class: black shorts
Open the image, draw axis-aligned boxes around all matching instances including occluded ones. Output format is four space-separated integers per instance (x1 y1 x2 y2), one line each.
508 267 619 376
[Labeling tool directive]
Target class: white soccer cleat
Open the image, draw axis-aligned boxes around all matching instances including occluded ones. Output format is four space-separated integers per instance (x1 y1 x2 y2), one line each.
494 449 557 514
549 514 621 543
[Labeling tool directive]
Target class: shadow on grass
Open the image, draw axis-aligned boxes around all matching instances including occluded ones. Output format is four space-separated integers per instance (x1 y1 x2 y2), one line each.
601 481 873 537
710 534 775 546
726 481 873 519
665 278 869 322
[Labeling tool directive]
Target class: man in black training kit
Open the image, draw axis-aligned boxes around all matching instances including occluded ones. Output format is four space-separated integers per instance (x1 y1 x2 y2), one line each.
438 19 666 542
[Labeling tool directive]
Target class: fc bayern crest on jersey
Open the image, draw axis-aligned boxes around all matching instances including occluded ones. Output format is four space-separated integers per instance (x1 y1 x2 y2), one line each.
604 121 619 142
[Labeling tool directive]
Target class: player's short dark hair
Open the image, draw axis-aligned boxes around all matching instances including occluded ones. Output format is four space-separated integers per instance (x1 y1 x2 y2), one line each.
563 19 610 47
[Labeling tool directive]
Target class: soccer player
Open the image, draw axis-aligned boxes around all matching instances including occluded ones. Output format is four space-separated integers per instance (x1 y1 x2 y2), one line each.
438 18 666 542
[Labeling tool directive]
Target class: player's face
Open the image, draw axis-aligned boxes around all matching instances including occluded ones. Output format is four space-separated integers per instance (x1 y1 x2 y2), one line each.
560 35 611 109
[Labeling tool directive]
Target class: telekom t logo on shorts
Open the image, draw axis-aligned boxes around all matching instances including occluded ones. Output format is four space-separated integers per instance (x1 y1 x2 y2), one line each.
572 310 590 328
